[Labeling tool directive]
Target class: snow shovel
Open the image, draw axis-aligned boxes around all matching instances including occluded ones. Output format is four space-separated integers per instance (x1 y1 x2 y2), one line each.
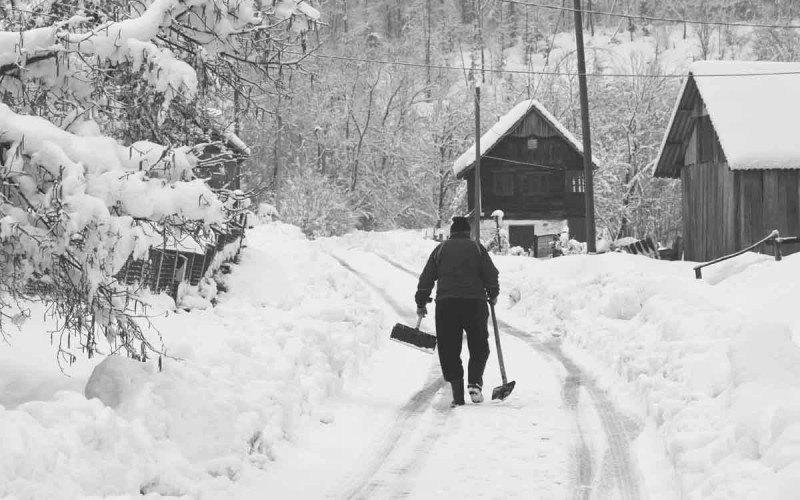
390 316 437 354
490 303 516 400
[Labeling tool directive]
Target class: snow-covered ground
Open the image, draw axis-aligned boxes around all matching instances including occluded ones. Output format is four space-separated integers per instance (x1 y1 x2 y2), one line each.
317 228 800 500
1 223 390 499
3 223 800 499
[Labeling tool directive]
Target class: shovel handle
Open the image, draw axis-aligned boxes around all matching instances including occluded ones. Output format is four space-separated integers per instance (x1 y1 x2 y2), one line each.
490 303 508 385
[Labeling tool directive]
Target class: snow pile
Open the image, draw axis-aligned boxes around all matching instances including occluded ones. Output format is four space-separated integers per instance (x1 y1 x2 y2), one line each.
0 223 388 499
347 229 800 500
498 252 800 500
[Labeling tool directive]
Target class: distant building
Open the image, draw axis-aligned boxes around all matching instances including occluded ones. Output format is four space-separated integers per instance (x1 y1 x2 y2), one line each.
118 120 252 298
452 100 595 253
654 60 800 261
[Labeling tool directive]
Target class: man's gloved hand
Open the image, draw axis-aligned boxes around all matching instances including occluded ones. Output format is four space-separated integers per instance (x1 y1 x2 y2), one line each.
416 305 427 318
488 296 498 306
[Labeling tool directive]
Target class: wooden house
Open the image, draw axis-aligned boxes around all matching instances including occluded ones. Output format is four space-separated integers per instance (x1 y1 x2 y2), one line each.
116 126 252 299
452 100 595 252
654 60 800 261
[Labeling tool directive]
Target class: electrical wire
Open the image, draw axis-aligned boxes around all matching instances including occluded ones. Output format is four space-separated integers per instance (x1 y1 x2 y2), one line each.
286 50 800 79
497 0 800 30
483 154 565 170
8 3 800 80
7 1 800 30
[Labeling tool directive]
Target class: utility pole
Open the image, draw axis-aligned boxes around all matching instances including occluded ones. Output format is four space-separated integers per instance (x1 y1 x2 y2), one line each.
425 0 431 98
473 81 482 242
233 87 242 190
478 1 485 83
573 0 596 252
273 91 283 213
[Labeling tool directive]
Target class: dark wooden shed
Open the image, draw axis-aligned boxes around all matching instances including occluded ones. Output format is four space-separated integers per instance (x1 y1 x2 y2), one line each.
654 60 800 261
452 100 595 251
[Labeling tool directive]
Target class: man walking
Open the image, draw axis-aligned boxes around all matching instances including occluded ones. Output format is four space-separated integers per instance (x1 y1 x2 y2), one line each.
415 216 500 406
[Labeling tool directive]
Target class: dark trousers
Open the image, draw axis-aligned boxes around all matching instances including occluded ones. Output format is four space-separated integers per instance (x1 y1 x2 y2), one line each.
435 298 490 387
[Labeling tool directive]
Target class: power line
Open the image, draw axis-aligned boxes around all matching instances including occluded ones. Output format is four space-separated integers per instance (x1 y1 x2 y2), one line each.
497 0 800 30
9 4 800 79
483 155 563 170
8 1 800 31
287 50 800 79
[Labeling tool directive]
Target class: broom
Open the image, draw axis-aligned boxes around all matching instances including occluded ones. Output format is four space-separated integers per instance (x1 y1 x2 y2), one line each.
390 316 437 354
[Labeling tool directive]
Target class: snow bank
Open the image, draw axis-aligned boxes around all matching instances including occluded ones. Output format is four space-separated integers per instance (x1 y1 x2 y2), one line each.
500 253 800 500
0 223 388 498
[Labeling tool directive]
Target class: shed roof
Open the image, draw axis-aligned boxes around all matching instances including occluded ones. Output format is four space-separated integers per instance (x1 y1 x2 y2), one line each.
655 60 800 178
452 99 588 178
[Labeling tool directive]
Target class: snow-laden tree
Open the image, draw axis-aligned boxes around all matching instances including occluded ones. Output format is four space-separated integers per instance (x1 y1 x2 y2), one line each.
0 0 319 363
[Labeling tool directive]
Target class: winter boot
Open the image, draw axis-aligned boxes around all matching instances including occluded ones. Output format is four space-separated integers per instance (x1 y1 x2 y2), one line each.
468 384 484 403
450 379 465 407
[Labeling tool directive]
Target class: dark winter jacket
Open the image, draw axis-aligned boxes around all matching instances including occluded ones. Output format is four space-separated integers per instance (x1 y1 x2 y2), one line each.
415 232 499 306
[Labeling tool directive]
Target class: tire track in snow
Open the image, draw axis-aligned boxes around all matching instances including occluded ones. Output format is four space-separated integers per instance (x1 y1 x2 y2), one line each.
375 253 643 500
325 251 449 500
561 363 594 500
343 371 447 500
542 342 642 500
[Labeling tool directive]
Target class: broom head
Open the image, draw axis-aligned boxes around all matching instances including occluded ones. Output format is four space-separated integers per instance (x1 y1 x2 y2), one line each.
390 323 436 354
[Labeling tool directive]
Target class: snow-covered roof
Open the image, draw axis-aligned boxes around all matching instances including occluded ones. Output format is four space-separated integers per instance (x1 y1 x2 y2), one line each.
139 223 213 255
452 99 587 178
658 60 800 175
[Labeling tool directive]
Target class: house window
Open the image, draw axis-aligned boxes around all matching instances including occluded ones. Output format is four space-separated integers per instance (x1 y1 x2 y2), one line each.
521 173 550 195
493 173 514 196
527 138 539 150
566 171 584 193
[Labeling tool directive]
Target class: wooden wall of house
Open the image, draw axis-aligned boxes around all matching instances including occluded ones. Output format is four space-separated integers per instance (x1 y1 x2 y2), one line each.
681 162 737 261
682 163 800 261
737 169 800 256
681 103 736 261
465 138 585 217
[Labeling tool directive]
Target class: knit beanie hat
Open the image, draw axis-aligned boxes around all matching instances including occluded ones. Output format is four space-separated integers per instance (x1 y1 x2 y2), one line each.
450 216 471 233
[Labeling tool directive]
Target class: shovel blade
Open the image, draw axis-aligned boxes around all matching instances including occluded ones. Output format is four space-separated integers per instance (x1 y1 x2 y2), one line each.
491 380 516 401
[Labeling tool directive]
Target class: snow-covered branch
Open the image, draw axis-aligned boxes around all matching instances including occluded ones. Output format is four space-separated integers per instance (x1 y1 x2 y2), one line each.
0 0 322 361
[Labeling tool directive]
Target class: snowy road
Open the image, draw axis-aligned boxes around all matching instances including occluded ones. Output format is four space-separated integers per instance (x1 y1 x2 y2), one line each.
373 253 646 500
249 245 646 500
